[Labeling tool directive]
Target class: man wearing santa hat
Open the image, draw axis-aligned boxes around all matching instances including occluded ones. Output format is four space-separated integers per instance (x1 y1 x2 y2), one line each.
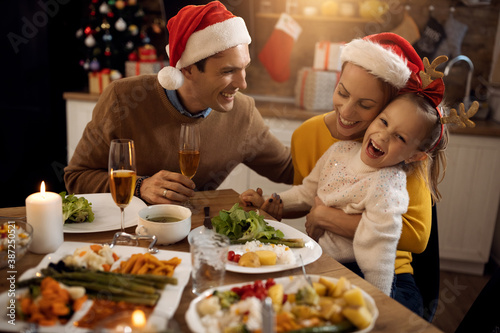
64 1 294 204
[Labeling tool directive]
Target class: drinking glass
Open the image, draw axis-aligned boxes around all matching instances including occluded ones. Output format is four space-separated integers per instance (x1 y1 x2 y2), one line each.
109 139 137 237
178 123 200 209
190 231 230 295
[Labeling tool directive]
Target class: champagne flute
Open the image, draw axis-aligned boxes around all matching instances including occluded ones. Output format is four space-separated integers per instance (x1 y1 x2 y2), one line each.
109 139 137 237
179 123 200 209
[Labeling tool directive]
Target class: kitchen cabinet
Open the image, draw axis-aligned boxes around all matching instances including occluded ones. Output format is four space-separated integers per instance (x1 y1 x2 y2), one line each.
436 134 500 275
64 93 96 163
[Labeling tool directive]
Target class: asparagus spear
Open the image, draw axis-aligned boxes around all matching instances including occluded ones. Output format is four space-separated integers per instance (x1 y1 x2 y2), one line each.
16 264 177 306
230 238 305 248
42 271 158 294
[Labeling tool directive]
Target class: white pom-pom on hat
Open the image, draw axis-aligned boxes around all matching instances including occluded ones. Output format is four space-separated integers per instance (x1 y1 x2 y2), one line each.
158 66 184 90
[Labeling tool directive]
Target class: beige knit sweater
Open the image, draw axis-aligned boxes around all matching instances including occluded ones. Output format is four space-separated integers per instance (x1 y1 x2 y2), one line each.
64 75 293 194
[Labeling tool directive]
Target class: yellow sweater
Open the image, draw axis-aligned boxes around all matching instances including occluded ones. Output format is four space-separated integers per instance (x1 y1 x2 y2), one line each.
291 112 431 275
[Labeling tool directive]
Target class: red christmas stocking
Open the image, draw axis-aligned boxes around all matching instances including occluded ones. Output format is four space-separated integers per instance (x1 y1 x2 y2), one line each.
258 13 302 82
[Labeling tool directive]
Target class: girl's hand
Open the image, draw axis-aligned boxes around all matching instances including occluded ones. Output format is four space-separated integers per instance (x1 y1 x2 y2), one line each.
261 193 283 221
240 188 265 207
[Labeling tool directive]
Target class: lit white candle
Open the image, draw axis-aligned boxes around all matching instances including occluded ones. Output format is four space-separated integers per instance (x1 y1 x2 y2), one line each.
26 181 63 254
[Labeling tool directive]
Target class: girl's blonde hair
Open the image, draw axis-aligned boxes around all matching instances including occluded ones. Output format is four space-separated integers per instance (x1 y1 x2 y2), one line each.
398 93 449 203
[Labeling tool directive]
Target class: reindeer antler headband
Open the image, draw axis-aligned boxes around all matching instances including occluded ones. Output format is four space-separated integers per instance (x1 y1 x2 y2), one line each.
400 55 478 152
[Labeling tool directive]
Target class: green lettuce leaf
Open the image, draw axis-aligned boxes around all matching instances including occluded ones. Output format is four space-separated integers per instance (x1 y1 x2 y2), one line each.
211 203 284 242
60 192 95 224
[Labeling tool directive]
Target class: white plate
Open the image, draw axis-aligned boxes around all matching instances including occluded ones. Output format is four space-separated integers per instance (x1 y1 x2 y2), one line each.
186 274 379 333
63 193 147 233
188 220 322 274
0 241 191 332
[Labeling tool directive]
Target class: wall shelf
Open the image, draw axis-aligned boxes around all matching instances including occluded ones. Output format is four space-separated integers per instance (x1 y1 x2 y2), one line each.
256 12 371 23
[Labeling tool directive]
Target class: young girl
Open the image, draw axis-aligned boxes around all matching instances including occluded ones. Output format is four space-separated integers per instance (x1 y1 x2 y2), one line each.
241 64 478 295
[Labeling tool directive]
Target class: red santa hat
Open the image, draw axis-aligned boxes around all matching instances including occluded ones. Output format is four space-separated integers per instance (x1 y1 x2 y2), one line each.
158 1 251 90
340 32 423 90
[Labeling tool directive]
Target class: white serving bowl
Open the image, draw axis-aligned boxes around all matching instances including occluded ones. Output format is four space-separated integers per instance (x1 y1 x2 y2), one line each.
136 204 191 245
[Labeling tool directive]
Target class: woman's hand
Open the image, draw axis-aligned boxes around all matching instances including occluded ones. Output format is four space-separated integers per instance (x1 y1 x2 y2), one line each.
305 196 361 241
240 188 265 207
140 170 195 204
305 197 327 241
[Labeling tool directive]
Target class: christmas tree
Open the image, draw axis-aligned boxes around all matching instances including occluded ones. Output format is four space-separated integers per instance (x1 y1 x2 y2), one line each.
76 0 149 80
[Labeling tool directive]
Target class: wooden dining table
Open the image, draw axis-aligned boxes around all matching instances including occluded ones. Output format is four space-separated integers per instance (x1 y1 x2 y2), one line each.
0 189 442 332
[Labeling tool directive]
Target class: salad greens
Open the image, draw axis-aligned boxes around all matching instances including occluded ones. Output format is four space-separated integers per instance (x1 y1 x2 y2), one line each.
213 290 239 309
59 192 95 224
211 204 304 248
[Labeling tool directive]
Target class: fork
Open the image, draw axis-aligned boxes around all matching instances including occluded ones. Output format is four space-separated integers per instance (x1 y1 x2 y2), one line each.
299 254 313 286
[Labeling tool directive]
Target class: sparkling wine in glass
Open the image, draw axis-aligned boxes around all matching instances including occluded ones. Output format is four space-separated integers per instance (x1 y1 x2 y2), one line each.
109 139 137 234
179 123 200 208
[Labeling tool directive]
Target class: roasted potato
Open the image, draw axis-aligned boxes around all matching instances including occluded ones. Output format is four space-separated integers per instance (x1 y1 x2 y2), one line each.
238 252 261 267
255 250 277 265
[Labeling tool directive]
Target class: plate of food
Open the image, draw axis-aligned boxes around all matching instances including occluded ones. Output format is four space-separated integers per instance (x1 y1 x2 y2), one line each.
188 204 322 274
186 274 379 333
62 193 147 233
0 241 191 332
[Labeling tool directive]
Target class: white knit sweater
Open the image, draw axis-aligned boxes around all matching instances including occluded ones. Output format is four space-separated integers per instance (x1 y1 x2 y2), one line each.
279 141 408 295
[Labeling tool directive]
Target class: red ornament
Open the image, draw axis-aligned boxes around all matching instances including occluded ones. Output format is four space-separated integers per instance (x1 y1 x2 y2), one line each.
107 11 114 18
128 52 138 61
84 26 92 35
104 47 112 56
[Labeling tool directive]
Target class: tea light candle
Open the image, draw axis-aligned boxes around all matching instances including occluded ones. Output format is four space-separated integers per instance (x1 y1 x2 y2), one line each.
26 181 63 254
131 310 146 328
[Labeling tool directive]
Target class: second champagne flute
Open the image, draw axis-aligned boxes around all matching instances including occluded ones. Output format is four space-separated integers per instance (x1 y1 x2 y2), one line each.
109 139 137 237
179 123 200 209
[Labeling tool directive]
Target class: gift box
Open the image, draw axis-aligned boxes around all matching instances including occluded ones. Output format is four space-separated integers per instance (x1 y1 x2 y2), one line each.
138 44 157 62
88 69 111 94
295 67 339 110
313 41 344 71
125 61 168 77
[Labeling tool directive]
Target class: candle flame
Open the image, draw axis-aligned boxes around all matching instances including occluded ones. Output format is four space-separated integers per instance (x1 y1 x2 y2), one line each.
131 309 146 327
40 181 46 195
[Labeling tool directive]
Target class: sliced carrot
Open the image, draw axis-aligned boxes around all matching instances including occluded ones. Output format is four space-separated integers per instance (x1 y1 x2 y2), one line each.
78 250 87 257
102 264 111 272
121 254 139 273
90 244 103 253
112 252 120 261
39 318 58 326
73 295 88 311
161 257 182 266
130 256 146 274
20 297 32 314
51 302 70 316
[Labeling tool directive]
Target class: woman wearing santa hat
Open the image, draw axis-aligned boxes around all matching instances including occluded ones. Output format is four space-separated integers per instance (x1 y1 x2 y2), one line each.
241 32 435 318
292 33 433 317
64 1 294 204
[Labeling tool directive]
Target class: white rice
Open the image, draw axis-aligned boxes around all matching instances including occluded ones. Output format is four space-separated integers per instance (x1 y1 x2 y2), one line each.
236 240 296 265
